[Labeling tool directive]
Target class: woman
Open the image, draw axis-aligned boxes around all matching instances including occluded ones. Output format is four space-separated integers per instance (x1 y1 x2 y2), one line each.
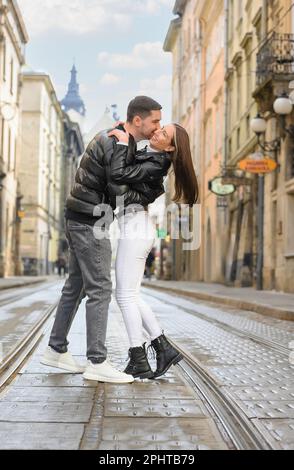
108 123 199 379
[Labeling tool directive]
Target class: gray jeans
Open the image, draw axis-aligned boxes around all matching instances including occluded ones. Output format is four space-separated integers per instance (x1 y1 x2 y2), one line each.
49 219 112 363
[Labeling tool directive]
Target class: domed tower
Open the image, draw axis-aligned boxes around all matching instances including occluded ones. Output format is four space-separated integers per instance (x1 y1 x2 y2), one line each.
61 64 86 129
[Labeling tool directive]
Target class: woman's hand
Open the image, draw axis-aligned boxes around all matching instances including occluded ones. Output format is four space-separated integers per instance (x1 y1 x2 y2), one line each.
108 128 129 144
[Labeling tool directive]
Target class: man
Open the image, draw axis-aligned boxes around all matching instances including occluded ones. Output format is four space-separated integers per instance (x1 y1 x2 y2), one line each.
41 96 162 383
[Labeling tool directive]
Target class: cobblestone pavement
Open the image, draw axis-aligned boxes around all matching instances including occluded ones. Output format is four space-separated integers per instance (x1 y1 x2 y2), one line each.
0 284 293 449
141 288 294 450
0 292 228 450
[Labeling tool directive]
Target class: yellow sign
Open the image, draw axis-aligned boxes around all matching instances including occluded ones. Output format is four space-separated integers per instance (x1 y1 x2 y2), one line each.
17 210 25 219
238 157 277 174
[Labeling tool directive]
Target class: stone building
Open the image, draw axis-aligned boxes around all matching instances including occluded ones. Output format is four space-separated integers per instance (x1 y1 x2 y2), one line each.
0 0 28 276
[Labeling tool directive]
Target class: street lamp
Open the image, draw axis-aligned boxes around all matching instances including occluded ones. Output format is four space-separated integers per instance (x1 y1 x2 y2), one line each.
273 93 293 115
250 114 267 134
250 113 280 153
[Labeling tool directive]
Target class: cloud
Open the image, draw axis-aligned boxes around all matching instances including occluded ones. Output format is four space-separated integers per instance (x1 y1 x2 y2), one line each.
100 73 121 85
139 75 172 94
18 0 174 36
98 42 170 69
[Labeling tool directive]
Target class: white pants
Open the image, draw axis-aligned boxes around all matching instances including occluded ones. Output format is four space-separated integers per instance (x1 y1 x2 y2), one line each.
115 211 162 347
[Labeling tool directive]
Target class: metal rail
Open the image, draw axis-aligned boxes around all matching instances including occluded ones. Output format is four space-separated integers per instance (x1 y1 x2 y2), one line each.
171 339 272 450
144 288 290 356
0 302 58 390
0 280 58 308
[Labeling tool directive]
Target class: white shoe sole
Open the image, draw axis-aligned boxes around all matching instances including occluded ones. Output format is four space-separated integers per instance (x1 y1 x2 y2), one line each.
83 372 134 383
40 358 85 373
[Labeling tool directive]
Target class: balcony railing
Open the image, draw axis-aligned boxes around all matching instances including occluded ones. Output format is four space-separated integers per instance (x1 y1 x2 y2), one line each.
256 32 294 87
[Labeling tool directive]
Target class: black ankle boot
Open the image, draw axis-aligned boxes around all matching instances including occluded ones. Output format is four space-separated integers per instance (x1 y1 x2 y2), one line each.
124 343 154 379
150 333 183 379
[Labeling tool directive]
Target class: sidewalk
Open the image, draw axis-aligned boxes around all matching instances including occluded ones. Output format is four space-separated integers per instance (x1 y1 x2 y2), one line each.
0 275 59 291
142 279 294 321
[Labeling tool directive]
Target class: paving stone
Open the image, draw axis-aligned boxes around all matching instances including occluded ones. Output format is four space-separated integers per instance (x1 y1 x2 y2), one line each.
99 417 228 450
0 402 92 423
0 423 85 450
104 398 206 418
12 373 97 388
0 386 96 403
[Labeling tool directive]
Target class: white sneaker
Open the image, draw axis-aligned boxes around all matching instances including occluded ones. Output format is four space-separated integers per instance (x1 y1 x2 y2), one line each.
40 346 85 373
83 359 134 383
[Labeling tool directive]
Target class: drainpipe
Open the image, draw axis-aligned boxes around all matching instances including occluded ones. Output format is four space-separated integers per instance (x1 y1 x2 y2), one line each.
222 0 230 280
256 1 268 290
223 0 229 171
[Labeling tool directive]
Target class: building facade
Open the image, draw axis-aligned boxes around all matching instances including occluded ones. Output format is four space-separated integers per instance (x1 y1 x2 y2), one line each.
19 72 64 275
164 0 202 281
164 0 225 282
0 0 28 276
222 0 262 288
197 0 225 283
252 0 294 292
164 0 294 292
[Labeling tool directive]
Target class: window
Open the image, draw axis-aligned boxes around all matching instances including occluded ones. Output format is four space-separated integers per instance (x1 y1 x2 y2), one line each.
229 0 234 39
7 127 11 170
238 0 243 21
215 104 222 154
205 115 212 165
0 118 4 159
228 137 232 160
286 138 294 180
10 58 14 95
13 137 17 173
5 206 9 252
286 194 294 254
227 77 233 131
255 17 262 44
246 114 251 139
236 61 242 118
2 41 7 82
245 41 253 102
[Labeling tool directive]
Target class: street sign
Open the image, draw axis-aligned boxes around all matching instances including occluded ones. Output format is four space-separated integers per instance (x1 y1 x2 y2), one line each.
221 176 252 186
238 157 277 174
209 176 236 196
157 228 167 238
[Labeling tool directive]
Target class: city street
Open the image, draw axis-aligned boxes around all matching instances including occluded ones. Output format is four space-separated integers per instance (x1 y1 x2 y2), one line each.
1 0 294 457
0 278 293 449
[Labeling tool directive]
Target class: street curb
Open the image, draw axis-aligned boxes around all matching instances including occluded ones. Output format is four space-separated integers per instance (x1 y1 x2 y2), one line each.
142 282 294 322
0 278 48 291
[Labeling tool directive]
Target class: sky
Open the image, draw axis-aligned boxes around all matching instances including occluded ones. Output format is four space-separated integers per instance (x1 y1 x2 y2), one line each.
17 0 175 133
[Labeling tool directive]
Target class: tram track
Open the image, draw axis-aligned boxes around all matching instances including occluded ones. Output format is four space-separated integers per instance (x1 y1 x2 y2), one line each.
142 288 291 449
0 301 58 391
169 337 272 450
0 285 289 450
144 288 290 357
0 281 58 309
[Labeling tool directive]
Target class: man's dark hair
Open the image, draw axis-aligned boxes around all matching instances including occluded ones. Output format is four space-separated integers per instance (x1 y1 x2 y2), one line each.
127 96 162 122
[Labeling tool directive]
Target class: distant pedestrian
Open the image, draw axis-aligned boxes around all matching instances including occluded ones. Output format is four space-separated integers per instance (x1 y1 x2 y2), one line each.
56 255 67 277
145 248 155 280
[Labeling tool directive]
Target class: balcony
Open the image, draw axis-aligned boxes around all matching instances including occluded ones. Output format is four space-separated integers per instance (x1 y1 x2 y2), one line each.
256 32 294 89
